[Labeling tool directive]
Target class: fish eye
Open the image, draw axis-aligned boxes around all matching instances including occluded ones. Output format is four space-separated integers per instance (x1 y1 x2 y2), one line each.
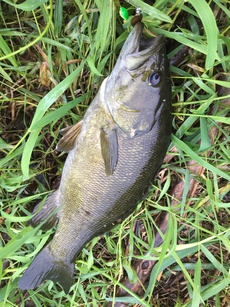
148 72 161 87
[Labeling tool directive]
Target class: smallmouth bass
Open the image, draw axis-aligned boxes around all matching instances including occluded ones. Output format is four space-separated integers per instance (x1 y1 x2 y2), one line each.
19 22 171 293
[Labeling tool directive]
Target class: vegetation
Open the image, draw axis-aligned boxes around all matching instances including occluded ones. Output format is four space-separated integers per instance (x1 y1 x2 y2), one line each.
0 0 229 306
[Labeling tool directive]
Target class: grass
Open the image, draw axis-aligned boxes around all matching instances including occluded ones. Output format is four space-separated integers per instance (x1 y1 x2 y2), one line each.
0 0 230 306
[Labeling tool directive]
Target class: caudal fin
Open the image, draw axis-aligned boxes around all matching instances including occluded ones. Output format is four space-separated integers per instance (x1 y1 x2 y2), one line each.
18 246 74 294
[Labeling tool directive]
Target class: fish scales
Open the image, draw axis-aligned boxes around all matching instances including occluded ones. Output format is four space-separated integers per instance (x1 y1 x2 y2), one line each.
51 100 170 260
18 22 171 293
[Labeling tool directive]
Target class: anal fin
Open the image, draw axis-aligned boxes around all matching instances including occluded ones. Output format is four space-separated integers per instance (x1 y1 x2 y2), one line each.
31 191 60 231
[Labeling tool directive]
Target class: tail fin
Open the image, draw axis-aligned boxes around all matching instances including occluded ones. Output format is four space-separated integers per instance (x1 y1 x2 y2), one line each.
18 246 74 294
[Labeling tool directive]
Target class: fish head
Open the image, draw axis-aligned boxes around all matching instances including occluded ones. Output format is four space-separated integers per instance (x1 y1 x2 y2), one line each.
104 22 171 137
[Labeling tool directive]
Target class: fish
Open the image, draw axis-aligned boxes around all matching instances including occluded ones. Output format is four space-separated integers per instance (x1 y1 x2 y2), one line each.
18 21 171 294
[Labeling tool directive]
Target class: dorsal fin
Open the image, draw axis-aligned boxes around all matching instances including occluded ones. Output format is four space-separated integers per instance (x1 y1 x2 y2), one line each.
56 120 83 152
100 128 118 176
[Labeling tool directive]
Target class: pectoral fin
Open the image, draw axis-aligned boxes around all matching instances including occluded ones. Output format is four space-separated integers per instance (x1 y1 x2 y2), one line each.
31 191 60 231
56 120 83 152
100 128 118 176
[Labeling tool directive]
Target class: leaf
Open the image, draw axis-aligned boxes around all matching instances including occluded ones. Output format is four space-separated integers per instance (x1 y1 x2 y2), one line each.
189 0 219 69
126 0 172 23
192 257 202 307
31 95 86 130
2 0 48 11
0 226 39 261
1 211 32 223
0 138 13 150
0 142 26 168
199 117 211 151
201 245 228 275
21 61 85 179
54 0 63 37
87 56 104 76
172 135 230 182
0 34 17 67
0 0 53 63
175 95 214 138
155 28 208 55
201 278 230 302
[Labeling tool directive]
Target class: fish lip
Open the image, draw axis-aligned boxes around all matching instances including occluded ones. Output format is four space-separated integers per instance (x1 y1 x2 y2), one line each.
124 24 165 71
127 22 165 56
116 22 165 69
140 34 165 54
129 22 145 54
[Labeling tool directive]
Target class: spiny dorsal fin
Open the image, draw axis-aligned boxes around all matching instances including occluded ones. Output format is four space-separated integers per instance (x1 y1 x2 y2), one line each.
56 120 83 152
31 191 60 231
100 128 118 176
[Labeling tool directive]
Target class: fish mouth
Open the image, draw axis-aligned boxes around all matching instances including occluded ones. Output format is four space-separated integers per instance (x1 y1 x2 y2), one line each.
132 22 164 53
123 22 165 71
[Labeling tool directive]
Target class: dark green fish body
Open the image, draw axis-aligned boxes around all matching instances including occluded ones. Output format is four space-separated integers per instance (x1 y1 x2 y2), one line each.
19 22 171 293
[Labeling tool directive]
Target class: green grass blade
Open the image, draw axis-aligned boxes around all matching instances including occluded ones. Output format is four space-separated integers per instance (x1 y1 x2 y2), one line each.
192 256 202 306
0 34 17 67
172 135 230 181
21 61 85 179
198 117 211 151
54 0 63 37
31 95 87 130
29 62 84 129
189 0 219 69
201 245 228 275
201 278 230 302
125 0 172 23
2 0 47 11
87 56 104 76
0 226 39 261
155 28 209 55
0 0 53 62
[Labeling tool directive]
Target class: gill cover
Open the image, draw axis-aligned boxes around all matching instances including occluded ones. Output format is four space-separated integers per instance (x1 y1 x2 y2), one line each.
104 22 170 138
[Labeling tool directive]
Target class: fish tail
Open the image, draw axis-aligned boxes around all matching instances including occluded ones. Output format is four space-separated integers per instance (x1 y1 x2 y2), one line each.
18 246 74 294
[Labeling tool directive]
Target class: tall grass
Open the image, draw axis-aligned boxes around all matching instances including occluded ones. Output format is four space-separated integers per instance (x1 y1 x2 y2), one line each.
0 0 229 306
